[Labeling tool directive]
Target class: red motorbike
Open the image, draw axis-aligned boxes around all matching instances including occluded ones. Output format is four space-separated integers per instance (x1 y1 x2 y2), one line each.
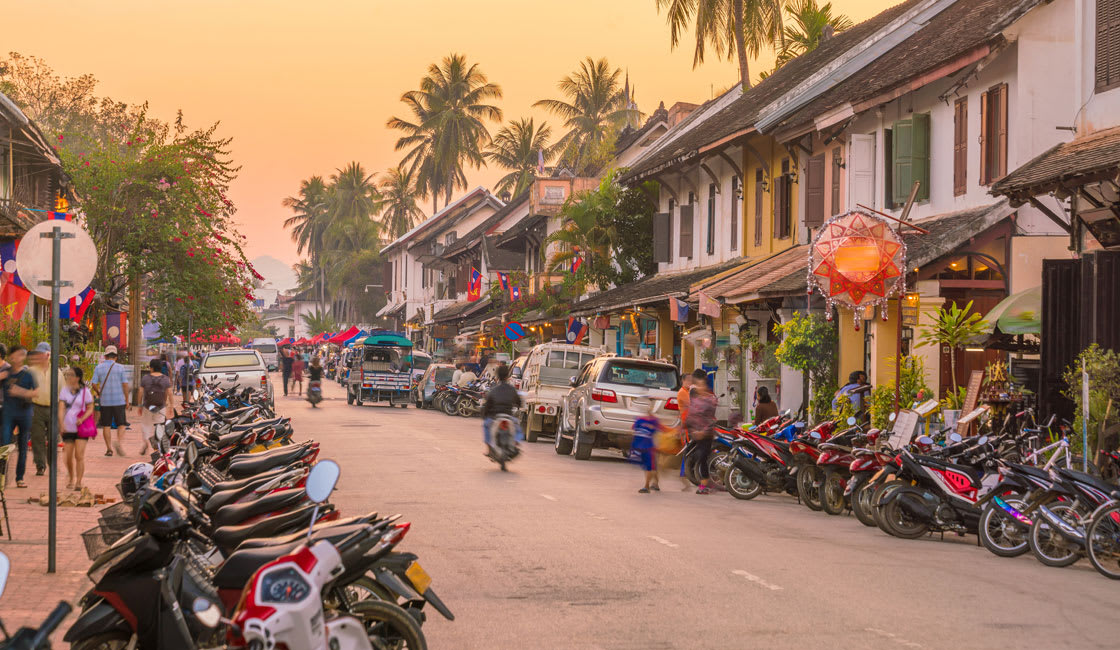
789 420 837 511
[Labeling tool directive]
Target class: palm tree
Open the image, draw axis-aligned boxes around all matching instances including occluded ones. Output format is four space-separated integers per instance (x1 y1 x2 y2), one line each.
322 217 382 324
534 58 639 174
774 0 853 67
485 117 553 197
282 176 331 309
376 165 426 240
544 176 619 291
655 0 785 90
301 309 339 336
329 162 379 224
388 54 503 212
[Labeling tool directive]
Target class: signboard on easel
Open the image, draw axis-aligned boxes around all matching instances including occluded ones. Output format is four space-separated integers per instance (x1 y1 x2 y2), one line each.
956 370 985 436
887 409 922 449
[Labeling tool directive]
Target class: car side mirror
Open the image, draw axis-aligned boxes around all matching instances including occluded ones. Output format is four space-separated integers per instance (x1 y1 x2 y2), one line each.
569 376 578 387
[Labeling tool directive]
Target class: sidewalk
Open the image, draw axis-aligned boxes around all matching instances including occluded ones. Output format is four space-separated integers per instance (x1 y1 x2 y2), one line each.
0 429 145 633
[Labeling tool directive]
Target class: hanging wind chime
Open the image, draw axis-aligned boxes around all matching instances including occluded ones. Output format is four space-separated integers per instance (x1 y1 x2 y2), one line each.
807 210 907 330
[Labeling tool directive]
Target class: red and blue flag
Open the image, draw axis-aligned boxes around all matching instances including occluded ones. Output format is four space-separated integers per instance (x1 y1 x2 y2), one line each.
566 317 588 344
570 254 583 274
509 285 521 301
467 267 483 302
60 287 96 322
497 272 510 291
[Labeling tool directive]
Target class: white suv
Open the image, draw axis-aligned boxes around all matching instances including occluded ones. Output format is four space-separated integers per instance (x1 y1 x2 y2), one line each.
197 349 275 406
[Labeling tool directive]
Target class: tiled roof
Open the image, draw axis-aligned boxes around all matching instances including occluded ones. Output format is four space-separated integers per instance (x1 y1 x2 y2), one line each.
443 191 530 257
614 104 670 154
431 298 491 323
495 212 548 249
696 246 810 303
569 259 744 316
991 126 1120 203
381 187 499 255
902 200 1014 268
482 235 523 271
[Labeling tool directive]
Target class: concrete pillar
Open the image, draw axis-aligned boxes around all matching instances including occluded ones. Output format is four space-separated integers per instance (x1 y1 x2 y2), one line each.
776 308 804 413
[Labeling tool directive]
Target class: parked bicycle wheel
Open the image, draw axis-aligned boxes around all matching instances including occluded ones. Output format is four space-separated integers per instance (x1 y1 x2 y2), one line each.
1086 503 1120 580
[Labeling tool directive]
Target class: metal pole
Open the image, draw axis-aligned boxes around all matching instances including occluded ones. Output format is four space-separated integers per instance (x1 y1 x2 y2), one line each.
1082 363 1090 472
46 226 66 573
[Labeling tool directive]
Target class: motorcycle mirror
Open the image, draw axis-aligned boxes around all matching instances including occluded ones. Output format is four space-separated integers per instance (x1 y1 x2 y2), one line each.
185 441 199 467
917 435 934 445
781 409 791 417
0 551 9 599
192 390 199 401
949 432 963 443
810 431 822 440
203 402 215 412
977 435 989 446
846 416 857 426
192 598 221 629
306 459 340 504
888 412 897 423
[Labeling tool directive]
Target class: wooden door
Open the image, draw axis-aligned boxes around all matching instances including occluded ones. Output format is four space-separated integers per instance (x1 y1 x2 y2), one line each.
938 293 1004 397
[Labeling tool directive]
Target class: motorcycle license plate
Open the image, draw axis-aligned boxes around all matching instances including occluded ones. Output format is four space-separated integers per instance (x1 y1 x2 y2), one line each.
406 561 432 594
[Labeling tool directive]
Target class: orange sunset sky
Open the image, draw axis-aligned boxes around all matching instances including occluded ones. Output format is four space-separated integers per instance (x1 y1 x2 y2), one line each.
6 0 896 286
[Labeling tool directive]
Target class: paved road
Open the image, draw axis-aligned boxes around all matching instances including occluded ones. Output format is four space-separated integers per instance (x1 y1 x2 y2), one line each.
281 379 1117 649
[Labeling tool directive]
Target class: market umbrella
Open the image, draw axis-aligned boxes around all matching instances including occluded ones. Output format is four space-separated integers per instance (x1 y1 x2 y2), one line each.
980 286 1041 335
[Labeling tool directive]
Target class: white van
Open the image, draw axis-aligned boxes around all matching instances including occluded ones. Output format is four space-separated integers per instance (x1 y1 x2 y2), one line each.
519 342 604 442
250 337 279 371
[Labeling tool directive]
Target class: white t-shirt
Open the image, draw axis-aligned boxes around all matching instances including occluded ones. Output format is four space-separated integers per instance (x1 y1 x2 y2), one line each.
457 371 478 387
59 386 94 433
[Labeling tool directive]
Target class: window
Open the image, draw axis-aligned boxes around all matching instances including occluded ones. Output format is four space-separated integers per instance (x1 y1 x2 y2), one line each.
980 84 1008 185
653 211 672 263
754 169 764 246
805 153 826 227
706 183 716 255
774 159 791 239
883 128 894 209
202 352 264 370
890 113 931 205
953 98 968 196
730 176 740 250
1097 0 1120 92
445 232 457 245
679 194 694 259
831 148 842 216
599 360 680 390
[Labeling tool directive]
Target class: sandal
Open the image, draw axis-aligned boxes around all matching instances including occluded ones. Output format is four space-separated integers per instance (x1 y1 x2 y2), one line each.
104 450 113 457
16 481 27 488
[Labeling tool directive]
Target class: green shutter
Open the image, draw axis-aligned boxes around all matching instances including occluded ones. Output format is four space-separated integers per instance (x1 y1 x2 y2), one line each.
911 113 931 201
892 118 912 206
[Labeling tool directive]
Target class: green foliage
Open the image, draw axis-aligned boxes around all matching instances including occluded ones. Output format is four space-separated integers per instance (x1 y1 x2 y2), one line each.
917 300 988 392
739 327 780 378
301 310 339 336
774 311 837 422
1063 344 1120 454
485 117 554 197
774 0 854 68
868 356 934 429
941 385 968 411
869 386 895 430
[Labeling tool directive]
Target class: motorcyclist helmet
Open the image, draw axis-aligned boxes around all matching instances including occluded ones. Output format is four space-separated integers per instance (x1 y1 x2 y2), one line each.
120 462 154 499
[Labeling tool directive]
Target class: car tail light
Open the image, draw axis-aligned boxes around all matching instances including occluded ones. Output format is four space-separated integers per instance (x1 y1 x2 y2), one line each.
665 397 679 411
591 388 617 403
260 375 267 388
538 405 546 414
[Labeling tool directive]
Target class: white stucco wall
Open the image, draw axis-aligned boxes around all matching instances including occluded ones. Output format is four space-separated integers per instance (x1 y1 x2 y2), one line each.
657 146 745 274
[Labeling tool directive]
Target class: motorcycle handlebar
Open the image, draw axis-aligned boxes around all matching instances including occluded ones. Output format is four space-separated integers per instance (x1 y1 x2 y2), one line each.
28 601 72 648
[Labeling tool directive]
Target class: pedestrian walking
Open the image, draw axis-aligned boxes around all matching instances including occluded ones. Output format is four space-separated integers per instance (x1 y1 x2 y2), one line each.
1 346 38 488
686 368 717 495
91 345 130 458
280 346 294 396
137 359 173 456
753 385 779 425
59 367 95 490
632 404 665 493
672 372 694 490
292 354 305 396
27 343 62 475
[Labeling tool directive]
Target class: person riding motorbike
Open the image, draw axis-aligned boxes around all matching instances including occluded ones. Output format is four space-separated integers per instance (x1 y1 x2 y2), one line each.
307 356 324 407
481 364 521 458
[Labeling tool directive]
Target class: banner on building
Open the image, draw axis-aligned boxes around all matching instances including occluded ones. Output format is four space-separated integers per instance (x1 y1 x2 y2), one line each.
466 267 483 302
497 272 510 291
0 277 31 323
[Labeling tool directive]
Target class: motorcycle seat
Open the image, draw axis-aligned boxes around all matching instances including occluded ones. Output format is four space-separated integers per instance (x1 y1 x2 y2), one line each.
215 406 257 421
210 504 320 553
210 430 253 449
231 417 285 433
1058 468 1120 499
227 444 312 479
210 488 307 529
214 524 375 589
208 467 287 496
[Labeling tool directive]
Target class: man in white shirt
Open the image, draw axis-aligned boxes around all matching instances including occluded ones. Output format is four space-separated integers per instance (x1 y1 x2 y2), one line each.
457 367 478 387
451 364 463 387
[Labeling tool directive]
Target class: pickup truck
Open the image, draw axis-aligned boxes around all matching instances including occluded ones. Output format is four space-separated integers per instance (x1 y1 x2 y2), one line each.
518 342 604 442
197 349 274 406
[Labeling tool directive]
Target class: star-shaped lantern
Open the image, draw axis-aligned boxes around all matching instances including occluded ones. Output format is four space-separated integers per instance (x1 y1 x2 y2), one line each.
808 210 906 329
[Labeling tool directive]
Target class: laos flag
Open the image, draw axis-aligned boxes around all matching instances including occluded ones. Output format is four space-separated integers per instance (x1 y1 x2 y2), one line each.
509 285 521 301
60 286 96 322
497 272 510 291
566 316 587 344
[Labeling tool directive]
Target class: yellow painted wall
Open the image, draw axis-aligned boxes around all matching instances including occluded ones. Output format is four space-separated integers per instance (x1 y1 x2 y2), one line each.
742 134 800 260
658 309 675 362
837 307 865 384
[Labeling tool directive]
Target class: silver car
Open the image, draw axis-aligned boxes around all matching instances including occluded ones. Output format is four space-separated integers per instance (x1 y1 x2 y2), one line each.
556 356 681 460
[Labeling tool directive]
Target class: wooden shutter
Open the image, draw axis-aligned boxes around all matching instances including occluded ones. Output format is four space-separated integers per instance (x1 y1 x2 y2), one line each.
912 113 931 201
653 212 671 263
891 119 912 206
980 91 989 185
754 170 764 247
953 98 967 196
774 177 789 239
706 184 716 255
996 84 1008 179
849 134 875 210
456 260 469 293
805 154 826 227
679 204 694 258
831 148 842 216
382 259 393 292
730 177 740 250
1097 0 1120 92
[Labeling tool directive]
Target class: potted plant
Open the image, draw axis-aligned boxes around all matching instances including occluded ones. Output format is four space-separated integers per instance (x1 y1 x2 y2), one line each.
916 300 987 423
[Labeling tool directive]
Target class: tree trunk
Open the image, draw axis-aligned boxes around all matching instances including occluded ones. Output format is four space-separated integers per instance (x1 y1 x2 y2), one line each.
128 275 142 407
733 0 751 89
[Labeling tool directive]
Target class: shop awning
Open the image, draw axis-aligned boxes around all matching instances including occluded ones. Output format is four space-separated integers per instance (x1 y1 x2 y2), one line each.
328 326 360 345
569 259 744 317
376 301 403 318
992 126 1120 205
980 285 1041 335
431 298 491 323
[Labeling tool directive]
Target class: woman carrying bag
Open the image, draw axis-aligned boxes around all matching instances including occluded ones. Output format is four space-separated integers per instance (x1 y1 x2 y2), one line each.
59 367 96 491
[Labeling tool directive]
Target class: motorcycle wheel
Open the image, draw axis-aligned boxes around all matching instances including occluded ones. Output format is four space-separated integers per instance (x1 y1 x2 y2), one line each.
726 466 763 500
872 481 906 535
70 632 132 650
708 451 730 490
442 396 458 417
881 494 930 539
1085 503 1120 580
1029 504 1083 567
850 482 878 527
796 465 822 511
349 599 428 650
978 496 1031 558
343 576 395 603
819 471 847 516
682 455 700 486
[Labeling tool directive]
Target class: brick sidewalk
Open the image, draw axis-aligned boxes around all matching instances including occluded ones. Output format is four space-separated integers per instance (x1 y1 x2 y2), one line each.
0 429 147 633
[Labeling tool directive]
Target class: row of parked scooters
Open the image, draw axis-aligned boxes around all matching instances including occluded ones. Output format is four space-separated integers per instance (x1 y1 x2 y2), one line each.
687 407 1120 581
422 378 495 418
6 383 448 649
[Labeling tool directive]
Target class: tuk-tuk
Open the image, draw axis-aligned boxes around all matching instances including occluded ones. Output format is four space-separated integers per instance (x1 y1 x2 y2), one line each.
345 333 414 407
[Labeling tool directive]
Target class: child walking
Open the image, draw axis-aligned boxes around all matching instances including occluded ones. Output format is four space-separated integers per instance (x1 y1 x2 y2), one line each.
632 405 665 494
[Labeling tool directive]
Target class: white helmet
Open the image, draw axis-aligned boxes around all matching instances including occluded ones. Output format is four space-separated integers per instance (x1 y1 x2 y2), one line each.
120 462 154 498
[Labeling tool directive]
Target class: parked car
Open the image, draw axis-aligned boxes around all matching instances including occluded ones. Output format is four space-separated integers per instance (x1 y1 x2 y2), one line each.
557 356 681 460
413 362 455 408
249 337 279 371
509 354 530 390
405 350 433 385
196 348 274 406
519 342 604 442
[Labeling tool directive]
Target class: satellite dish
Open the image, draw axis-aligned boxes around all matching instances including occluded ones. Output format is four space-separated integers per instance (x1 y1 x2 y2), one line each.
16 219 97 302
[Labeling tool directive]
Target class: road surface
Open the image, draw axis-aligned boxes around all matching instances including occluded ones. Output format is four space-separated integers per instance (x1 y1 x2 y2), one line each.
280 378 1118 649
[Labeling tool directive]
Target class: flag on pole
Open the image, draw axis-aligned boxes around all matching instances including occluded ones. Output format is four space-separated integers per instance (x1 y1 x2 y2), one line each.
670 298 689 322
699 291 722 318
467 267 483 302
566 317 588 344
0 278 31 323
509 285 521 301
570 254 583 274
47 212 72 221
0 241 25 289
104 311 129 349
59 286 95 322
497 272 510 291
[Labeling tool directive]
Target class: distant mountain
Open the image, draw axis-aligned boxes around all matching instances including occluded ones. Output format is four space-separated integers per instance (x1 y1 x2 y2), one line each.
251 255 298 307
